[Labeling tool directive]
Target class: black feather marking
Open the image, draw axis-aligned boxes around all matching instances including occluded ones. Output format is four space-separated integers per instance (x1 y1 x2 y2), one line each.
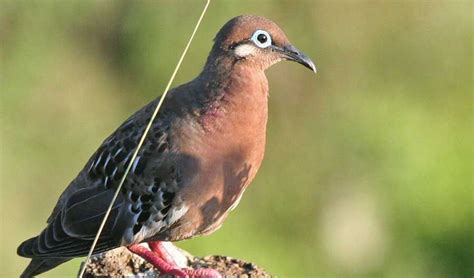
140 194 153 203
130 192 139 202
162 191 175 207
137 211 150 223
160 206 171 215
133 223 142 234
131 204 141 214
113 148 127 163
141 203 152 210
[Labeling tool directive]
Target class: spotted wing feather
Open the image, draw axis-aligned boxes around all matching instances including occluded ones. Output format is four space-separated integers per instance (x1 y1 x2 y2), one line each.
18 98 181 259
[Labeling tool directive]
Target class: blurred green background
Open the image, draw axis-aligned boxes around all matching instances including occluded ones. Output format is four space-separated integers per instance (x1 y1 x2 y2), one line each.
1 0 472 277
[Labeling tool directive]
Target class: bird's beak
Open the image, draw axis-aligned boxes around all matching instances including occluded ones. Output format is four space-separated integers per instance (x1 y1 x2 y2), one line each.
276 44 317 73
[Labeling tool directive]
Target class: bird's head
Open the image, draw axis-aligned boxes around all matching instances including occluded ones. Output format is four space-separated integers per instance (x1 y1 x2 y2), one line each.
209 15 316 73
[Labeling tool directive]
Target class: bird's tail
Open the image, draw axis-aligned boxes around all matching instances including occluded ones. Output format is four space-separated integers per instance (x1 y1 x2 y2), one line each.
18 237 70 278
20 257 70 278
19 257 70 278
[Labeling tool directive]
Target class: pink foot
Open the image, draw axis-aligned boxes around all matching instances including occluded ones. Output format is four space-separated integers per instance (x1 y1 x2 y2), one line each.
128 244 188 277
128 243 221 278
149 241 178 265
184 267 222 278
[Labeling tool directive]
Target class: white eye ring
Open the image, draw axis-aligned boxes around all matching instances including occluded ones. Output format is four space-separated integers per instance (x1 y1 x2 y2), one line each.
250 30 272 48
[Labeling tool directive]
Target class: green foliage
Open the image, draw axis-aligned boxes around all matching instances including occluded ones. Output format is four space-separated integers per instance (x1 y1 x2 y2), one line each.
1 1 471 277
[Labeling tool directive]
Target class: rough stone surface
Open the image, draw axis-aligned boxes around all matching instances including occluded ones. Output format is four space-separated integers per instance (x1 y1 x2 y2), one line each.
81 246 271 277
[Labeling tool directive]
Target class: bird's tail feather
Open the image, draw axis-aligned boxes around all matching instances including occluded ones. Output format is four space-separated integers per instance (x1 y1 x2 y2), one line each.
18 236 70 277
20 257 70 278
17 236 36 258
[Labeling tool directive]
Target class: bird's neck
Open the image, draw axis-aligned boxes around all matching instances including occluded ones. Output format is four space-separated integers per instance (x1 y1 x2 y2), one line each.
198 52 268 100
194 55 269 131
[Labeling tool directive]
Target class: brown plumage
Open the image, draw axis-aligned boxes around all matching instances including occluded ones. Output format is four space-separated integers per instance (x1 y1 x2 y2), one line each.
17 15 315 277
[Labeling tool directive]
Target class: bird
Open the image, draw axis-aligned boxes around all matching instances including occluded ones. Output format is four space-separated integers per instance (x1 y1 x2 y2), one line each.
17 14 316 277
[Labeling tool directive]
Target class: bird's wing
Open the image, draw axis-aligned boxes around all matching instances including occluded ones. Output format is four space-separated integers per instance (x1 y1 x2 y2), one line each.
21 98 182 258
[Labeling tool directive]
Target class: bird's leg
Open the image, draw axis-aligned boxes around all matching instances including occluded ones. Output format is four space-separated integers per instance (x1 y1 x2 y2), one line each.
128 243 221 278
149 241 222 278
148 241 179 265
128 244 188 277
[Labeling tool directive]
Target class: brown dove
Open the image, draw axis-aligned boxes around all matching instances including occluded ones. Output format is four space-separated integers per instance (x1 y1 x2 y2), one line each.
18 15 316 277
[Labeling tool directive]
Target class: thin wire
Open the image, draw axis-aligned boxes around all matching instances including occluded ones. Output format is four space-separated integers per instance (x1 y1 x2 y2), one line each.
78 1 211 277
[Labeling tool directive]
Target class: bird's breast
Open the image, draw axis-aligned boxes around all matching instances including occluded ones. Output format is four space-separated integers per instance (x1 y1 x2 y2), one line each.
166 75 269 240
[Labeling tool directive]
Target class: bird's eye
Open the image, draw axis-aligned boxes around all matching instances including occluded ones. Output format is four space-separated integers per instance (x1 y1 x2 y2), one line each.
251 30 272 48
257 33 267 44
